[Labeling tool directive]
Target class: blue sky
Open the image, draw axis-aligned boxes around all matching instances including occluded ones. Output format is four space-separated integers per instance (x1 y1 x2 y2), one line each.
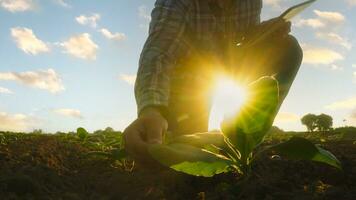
0 0 355 133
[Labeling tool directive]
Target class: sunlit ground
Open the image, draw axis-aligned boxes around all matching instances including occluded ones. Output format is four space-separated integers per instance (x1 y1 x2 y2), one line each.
209 77 248 131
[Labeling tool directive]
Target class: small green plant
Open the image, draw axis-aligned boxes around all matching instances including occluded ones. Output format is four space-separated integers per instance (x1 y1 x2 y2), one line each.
148 77 341 177
0 133 5 145
76 127 89 141
84 131 134 171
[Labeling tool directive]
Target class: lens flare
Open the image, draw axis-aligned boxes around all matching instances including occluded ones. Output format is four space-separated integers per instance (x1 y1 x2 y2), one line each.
209 78 248 131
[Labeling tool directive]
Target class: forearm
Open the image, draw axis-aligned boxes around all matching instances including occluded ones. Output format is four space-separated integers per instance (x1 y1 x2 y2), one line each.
135 53 172 116
134 0 189 116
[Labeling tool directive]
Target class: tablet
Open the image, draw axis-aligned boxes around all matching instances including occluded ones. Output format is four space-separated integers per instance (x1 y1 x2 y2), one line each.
280 0 317 21
242 0 317 48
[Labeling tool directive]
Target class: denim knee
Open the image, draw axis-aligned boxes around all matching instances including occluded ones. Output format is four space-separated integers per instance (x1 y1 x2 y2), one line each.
282 35 303 67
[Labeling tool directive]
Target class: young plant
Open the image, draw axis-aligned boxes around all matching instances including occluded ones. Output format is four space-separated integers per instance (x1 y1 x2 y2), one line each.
148 77 341 177
85 130 134 171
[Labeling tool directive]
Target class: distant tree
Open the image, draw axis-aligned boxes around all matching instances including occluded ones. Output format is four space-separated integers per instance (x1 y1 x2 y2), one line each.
104 127 115 132
269 126 284 134
32 129 43 134
316 113 333 131
94 129 103 134
301 114 317 132
76 127 88 140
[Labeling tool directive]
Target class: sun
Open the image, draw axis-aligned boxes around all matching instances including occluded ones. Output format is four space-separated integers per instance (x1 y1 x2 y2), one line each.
209 77 248 131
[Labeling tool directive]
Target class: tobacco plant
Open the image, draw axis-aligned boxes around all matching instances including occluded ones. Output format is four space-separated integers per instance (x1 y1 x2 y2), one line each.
79 128 133 171
148 77 341 177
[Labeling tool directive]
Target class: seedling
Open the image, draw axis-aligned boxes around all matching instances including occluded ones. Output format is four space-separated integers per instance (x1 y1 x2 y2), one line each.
148 77 341 177
83 129 134 171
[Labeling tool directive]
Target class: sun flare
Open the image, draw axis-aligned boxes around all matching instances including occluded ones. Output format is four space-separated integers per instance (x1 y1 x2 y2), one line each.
209 78 248 131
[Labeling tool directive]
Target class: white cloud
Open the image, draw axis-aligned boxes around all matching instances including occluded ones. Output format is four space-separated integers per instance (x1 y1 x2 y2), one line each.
302 45 344 65
264 0 282 6
60 33 98 60
11 27 50 55
0 86 13 94
119 74 136 86
350 109 356 125
75 13 100 28
139 23 150 32
347 0 356 6
295 10 345 29
54 108 83 119
0 112 34 132
138 5 151 31
0 69 65 94
264 0 284 10
138 5 151 21
275 112 300 123
99 29 126 41
331 64 343 71
0 0 34 12
316 32 352 50
325 96 356 110
295 18 325 28
314 10 345 24
54 0 70 8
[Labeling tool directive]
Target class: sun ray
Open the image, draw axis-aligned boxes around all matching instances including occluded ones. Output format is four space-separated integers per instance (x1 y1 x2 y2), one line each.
209 77 248 131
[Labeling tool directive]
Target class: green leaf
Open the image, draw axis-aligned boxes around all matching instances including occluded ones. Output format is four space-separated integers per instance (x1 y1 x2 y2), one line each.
148 143 233 177
314 146 341 169
171 161 231 177
169 132 226 149
221 77 279 162
236 76 279 135
270 137 342 170
77 127 88 140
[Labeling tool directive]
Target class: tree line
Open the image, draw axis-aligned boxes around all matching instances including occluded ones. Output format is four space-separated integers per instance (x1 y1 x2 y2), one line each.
301 113 333 132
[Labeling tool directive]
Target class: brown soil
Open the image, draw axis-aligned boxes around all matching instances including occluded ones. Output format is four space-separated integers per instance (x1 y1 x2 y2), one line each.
0 134 355 200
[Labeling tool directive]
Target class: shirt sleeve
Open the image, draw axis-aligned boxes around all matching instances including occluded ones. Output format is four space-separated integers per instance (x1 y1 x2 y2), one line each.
135 0 189 116
251 0 262 25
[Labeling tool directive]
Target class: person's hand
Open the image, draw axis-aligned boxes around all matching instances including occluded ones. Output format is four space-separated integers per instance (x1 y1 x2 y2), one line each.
259 17 291 38
123 107 168 165
243 17 291 43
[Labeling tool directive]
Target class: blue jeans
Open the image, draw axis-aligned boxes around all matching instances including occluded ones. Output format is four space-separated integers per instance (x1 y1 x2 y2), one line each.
167 35 303 135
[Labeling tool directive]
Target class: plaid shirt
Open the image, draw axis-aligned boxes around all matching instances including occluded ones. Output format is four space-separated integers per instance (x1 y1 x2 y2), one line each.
135 0 262 115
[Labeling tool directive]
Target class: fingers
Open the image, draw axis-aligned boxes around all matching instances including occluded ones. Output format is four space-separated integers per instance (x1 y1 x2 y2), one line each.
251 18 291 41
145 117 168 144
123 114 168 166
139 107 168 144
281 21 291 36
271 19 291 38
146 127 163 144
146 129 164 144
123 120 149 160
286 21 292 30
124 123 161 167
